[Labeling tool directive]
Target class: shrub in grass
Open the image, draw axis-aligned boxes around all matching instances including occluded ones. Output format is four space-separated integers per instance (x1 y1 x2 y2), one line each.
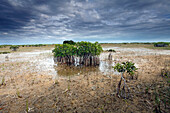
10 45 19 51
0 77 5 86
107 49 116 52
0 52 10 54
63 40 76 45
154 42 169 47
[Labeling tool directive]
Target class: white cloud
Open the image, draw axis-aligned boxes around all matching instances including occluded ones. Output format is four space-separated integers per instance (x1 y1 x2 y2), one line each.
40 14 50 18
8 0 24 7
101 20 122 26
76 9 100 22
3 32 8 35
35 5 51 13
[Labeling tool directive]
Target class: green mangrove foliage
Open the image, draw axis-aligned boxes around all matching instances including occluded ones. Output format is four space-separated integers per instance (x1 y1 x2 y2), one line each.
53 41 103 66
53 44 77 65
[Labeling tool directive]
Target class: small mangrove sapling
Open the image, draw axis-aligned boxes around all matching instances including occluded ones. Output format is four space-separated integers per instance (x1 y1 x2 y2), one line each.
114 61 137 99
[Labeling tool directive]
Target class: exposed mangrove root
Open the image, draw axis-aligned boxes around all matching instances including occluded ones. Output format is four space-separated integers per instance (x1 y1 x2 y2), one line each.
120 73 130 99
108 53 112 60
55 55 100 66
5 55 9 61
116 73 130 99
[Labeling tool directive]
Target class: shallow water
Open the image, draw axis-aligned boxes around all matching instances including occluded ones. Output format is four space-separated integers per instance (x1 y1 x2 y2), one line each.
0 49 117 80
0 47 169 79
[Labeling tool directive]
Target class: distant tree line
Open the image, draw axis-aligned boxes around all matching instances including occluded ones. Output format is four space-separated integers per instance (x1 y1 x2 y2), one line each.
21 44 47 47
100 42 170 45
0 44 51 48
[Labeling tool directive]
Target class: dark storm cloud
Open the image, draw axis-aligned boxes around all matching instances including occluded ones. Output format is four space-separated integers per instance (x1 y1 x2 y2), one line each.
0 1 33 31
0 0 170 44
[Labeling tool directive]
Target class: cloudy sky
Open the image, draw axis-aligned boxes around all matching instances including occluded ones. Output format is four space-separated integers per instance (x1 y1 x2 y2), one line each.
0 0 170 44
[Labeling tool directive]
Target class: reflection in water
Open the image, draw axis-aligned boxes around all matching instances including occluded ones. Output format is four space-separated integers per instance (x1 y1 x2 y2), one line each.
0 49 118 79
99 61 116 75
53 60 116 76
54 64 100 76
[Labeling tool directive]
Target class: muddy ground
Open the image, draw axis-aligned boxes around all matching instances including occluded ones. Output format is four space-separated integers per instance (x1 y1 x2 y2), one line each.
0 46 169 113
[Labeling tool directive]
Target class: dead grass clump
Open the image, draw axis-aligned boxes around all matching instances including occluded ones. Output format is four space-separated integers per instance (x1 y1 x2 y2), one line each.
0 76 6 86
160 60 170 77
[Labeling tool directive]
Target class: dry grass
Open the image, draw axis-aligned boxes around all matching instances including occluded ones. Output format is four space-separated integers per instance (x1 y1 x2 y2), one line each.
101 43 170 50
0 45 54 52
0 45 169 112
